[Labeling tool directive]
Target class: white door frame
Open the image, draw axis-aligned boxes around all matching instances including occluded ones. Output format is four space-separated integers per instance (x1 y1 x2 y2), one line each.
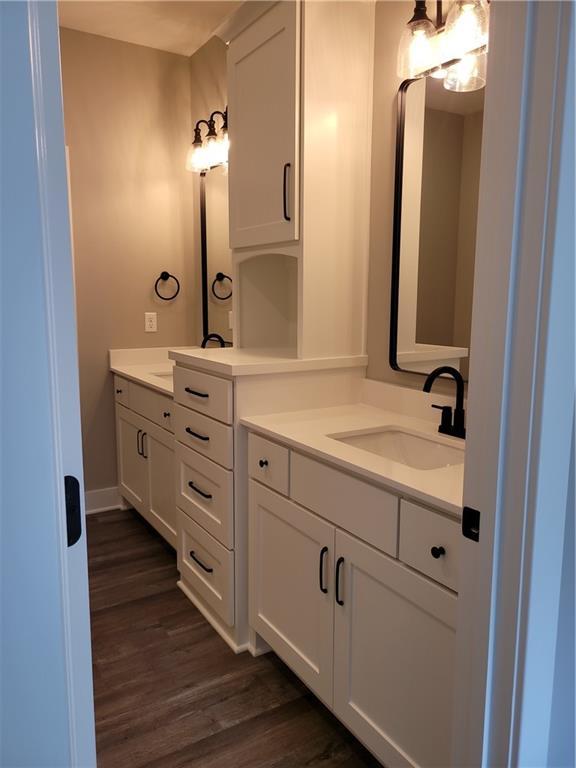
453 1 574 765
0 2 96 765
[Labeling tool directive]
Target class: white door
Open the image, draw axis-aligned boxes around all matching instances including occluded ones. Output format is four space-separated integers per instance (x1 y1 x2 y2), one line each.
116 405 148 512
0 2 96 764
333 530 457 768
145 421 177 546
228 0 300 248
249 482 335 705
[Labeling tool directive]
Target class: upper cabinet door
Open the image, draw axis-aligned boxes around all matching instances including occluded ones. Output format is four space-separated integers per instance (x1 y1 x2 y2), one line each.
228 1 300 248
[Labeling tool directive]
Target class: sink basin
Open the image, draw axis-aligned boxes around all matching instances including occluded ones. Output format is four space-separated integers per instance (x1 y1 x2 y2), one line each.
329 427 464 470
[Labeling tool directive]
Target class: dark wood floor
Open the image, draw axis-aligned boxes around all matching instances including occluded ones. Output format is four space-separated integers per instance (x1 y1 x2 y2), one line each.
87 509 382 768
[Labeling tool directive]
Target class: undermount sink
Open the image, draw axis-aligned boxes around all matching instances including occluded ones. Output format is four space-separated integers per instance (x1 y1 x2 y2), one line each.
329 427 464 470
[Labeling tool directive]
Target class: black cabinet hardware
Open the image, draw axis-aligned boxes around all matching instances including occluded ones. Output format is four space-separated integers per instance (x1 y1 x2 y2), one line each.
65 475 82 547
141 432 148 459
462 506 480 542
185 387 209 399
335 557 345 606
137 429 143 456
185 427 210 442
283 162 291 221
163 411 170 418
430 546 446 559
189 551 213 573
188 481 212 500
259 459 269 468
116 388 122 394
319 546 329 594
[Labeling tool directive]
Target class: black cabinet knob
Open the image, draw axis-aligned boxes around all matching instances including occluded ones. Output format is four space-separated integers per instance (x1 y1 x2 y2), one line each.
116 389 122 394
163 411 170 418
259 459 269 468
431 546 446 559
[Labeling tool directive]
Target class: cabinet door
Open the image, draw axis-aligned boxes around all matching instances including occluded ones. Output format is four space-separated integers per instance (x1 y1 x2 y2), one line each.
249 481 334 705
333 530 457 768
228 1 300 248
116 405 148 512
144 421 176 547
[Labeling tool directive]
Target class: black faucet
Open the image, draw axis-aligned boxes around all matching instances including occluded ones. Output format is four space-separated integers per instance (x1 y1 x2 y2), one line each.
423 366 466 439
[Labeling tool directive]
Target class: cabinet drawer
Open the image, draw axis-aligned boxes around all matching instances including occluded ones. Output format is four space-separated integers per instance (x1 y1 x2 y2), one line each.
114 376 130 407
248 434 289 495
175 441 234 548
128 381 173 432
177 509 234 626
174 404 233 469
399 500 460 592
174 367 233 425
290 453 398 557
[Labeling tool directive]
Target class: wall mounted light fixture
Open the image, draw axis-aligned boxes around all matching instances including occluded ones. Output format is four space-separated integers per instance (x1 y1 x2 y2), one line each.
397 0 489 91
186 108 229 173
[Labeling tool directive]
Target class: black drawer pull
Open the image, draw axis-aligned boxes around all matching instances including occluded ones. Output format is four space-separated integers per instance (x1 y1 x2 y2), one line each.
185 387 209 399
319 546 329 594
335 557 345 606
185 427 210 442
163 411 171 418
431 546 446 559
188 481 212 500
259 459 269 468
189 551 213 573
283 162 291 221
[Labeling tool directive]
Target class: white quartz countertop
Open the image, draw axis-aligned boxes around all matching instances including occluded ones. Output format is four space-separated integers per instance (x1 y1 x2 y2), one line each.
241 404 465 517
110 361 174 395
168 347 368 376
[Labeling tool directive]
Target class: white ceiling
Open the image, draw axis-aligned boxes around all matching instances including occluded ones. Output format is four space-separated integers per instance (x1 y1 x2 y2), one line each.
58 1 242 57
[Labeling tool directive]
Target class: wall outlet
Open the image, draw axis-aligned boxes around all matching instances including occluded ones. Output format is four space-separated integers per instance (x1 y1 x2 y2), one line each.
144 312 157 332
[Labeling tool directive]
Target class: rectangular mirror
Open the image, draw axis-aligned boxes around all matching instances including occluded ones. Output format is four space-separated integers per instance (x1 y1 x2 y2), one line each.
390 76 484 380
201 164 232 346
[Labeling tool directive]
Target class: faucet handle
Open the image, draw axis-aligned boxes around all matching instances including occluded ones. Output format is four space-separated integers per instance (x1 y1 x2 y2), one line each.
431 404 453 430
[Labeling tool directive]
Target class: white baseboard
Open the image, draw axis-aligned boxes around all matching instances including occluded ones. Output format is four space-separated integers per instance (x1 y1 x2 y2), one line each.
84 486 126 515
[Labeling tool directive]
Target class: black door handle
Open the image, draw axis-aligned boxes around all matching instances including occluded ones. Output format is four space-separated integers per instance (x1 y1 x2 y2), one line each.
185 387 209 398
136 429 143 456
189 551 213 573
335 557 345 606
141 432 148 459
431 546 446 559
319 546 329 594
283 162 291 221
185 427 210 442
64 475 82 547
188 481 213 500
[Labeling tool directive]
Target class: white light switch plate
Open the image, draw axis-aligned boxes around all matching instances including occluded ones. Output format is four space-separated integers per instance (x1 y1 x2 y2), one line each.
145 312 157 332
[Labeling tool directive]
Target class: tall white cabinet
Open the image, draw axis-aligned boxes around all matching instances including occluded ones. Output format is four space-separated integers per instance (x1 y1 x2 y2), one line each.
224 0 375 359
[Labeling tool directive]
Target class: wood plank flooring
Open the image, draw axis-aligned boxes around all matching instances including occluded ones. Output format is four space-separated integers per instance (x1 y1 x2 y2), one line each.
88 509 382 768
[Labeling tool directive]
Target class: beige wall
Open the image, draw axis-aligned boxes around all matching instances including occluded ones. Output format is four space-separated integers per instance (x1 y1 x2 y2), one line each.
60 29 197 491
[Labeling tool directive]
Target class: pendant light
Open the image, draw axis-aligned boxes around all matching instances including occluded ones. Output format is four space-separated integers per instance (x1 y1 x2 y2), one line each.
444 0 489 57
444 51 487 92
397 1 437 79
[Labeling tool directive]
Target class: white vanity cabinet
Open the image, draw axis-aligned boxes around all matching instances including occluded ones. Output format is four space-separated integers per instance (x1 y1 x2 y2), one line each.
247 431 459 768
228 0 300 248
114 376 176 546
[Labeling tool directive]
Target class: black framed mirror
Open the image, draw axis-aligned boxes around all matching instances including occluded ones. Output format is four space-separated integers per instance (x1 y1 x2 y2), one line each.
200 165 233 348
390 76 484 381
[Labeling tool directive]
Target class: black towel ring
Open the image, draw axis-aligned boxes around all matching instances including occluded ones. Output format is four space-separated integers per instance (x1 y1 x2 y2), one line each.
211 272 232 301
155 271 180 301
201 333 226 348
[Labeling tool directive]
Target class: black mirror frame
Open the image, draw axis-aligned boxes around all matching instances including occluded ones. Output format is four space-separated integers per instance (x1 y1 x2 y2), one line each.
389 78 420 375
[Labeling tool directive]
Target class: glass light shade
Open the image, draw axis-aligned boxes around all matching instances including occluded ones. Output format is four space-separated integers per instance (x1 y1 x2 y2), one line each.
445 0 489 58
397 18 436 79
444 52 487 92
185 143 208 173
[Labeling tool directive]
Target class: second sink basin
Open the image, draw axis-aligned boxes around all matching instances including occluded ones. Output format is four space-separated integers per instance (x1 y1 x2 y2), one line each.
329 427 464 470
